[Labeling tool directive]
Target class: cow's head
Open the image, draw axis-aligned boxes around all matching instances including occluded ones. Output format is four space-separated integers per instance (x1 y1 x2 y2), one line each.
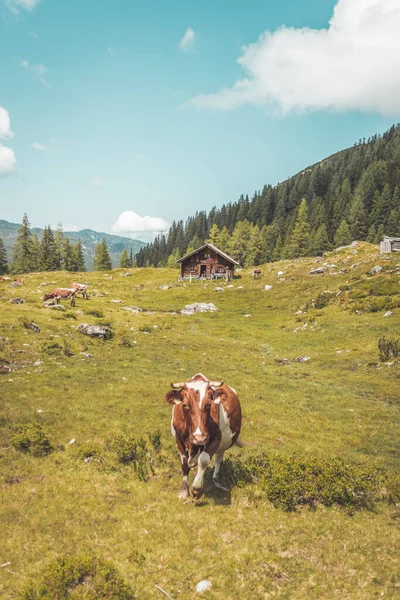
43 293 52 301
165 374 223 446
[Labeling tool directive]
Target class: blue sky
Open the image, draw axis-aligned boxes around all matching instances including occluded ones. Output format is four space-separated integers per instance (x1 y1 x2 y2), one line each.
1 0 399 239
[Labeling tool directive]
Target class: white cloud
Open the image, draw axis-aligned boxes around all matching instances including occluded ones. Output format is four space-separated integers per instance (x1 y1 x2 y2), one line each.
0 144 16 175
179 27 195 51
89 178 103 189
187 0 400 117
32 142 45 150
107 46 114 54
0 106 14 139
111 211 169 235
29 31 37 38
64 223 80 232
3 0 42 14
20 60 49 86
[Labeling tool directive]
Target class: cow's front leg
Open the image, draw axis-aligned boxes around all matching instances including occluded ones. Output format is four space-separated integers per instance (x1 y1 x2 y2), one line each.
179 454 190 499
213 452 229 491
191 450 211 498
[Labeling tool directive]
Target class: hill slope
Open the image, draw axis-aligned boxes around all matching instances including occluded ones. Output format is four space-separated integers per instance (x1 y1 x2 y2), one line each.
0 220 146 270
1 244 399 598
137 123 400 266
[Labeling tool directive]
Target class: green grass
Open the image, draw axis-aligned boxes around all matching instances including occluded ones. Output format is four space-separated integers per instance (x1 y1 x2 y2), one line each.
1 243 400 599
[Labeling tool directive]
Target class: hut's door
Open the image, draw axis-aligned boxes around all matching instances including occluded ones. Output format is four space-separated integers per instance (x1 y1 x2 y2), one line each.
200 265 206 278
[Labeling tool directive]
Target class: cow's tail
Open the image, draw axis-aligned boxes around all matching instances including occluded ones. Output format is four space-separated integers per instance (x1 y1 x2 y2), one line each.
235 438 257 448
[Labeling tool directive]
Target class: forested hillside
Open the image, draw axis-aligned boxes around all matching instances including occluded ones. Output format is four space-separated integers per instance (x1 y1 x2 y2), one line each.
137 124 400 267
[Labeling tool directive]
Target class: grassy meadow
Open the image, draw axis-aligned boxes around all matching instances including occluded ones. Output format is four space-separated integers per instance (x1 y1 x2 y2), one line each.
1 242 400 599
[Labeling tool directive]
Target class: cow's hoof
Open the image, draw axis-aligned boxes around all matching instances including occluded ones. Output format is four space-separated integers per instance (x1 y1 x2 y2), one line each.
191 487 203 499
178 486 189 499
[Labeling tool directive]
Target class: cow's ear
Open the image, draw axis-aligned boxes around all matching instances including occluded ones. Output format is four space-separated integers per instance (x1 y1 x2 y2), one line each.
212 389 225 404
165 390 183 405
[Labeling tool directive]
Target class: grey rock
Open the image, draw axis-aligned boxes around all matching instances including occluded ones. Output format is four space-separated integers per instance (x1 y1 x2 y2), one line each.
371 265 383 275
9 298 24 304
160 284 172 290
30 322 40 333
264 285 273 291
111 299 123 303
44 303 65 311
122 306 143 313
309 267 327 275
181 303 218 315
214 287 224 292
383 311 392 317
76 323 113 338
294 356 310 362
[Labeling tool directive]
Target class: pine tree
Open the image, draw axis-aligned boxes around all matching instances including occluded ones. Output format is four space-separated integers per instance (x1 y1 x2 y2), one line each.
31 232 41 271
129 248 133 267
367 224 377 243
73 239 86 271
166 248 180 268
0 236 8 274
63 238 75 271
119 248 131 268
287 199 311 258
207 224 221 245
54 223 65 270
386 209 400 236
216 227 230 252
11 213 35 274
40 226 58 271
93 238 112 270
334 220 351 247
349 196 367 240
245 225 263 266
310 223 331 256
272 234 284 261
227 220 253 265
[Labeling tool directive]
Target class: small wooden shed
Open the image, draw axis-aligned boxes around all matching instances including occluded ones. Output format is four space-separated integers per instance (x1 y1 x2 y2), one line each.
177 243 239 280
380 236 400 253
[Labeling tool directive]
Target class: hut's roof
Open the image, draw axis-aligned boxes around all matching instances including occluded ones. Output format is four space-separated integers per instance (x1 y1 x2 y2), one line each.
177 243 240 266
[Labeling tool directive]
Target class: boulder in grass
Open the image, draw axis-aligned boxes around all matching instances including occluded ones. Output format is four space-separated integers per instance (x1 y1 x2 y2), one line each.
214 287 224 292
264 285 273 291
30 323 40 333
309 267 327 275
76 323 113 339
9 298 24 304
370 265 383 275
181 303 218 315
294 356 310 362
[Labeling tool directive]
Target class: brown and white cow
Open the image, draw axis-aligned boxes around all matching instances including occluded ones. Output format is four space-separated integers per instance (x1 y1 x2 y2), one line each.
43 288 76 306
70 282 88 299
252 268 262 278
165 373 242 499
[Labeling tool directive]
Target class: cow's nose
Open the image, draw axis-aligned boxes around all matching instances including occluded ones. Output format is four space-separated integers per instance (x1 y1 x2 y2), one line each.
192 434 208 446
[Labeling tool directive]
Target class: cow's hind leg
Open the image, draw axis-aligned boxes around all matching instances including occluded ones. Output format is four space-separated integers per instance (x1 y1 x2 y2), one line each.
179 455 190 499
213 452 229 491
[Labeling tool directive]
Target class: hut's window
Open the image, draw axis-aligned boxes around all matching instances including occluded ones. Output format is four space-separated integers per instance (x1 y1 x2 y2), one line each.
217 266 225 273
189 265 197 272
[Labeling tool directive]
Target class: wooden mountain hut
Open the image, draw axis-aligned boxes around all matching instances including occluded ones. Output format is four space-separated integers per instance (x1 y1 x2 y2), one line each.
380 236 400 253
177 243 239 280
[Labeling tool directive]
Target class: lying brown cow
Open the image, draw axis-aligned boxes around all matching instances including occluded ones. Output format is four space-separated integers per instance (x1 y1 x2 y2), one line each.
0 276 10 281
70 282 88 299
165 373 242 499
43 288 76 306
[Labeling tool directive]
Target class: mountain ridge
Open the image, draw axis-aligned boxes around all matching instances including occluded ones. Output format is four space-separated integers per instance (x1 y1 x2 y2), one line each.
0 219 146 270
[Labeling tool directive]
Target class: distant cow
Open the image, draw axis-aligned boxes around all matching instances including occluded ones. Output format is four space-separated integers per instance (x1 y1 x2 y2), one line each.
165 373 242 499
252 269 262 278
43 288 76 306
70 282 88 299
14 277 24 284
0 276 10 282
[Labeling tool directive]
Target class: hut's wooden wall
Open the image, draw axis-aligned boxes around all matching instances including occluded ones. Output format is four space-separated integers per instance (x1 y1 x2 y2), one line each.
181 249 234 279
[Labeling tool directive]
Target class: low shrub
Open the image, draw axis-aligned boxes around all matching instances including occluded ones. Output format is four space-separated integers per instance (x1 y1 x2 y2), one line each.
21 553 135 599
118 335 132 348
314 290 334 309
86 309 104 318
11 422 53 457
76 442 104 460
224 453 400 511
378 337 400 361
42 341 63 355
106 430 162 481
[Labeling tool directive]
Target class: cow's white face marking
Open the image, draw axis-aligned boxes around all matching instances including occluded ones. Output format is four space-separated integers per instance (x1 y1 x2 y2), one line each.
186 377 209 408
228 386 237 395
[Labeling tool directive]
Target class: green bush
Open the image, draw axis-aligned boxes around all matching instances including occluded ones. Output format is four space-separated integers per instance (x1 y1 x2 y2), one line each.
106 431 162 481
224 453 400 511
11 422 53 457
86 309 104 318
314 290 334 309
378 337 400 361
42 341 63 355
76 442 104 460
21 554 135 599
